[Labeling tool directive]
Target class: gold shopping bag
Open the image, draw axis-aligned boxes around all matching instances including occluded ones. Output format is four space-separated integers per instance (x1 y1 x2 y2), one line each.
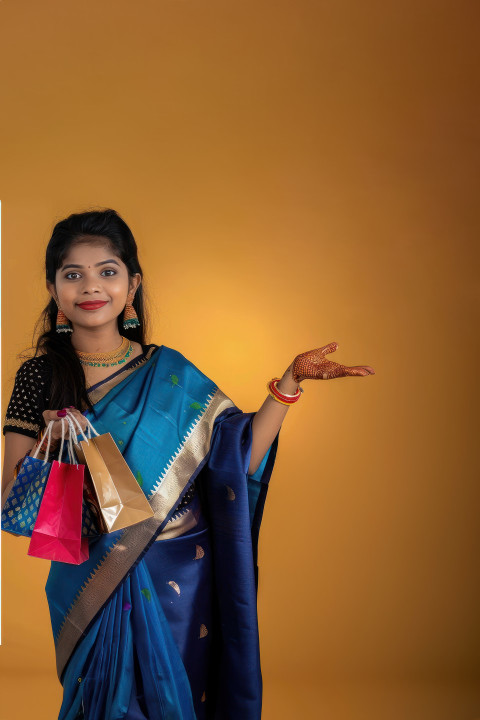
67 412 154 533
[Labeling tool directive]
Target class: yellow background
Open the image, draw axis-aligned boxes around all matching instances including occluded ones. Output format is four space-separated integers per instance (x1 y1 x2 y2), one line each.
1 1 479 719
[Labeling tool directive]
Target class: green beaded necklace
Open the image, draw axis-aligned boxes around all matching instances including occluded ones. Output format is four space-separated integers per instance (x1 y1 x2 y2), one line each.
76 336 134 367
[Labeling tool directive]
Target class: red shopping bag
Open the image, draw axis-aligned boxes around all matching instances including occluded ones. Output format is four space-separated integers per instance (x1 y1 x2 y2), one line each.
27 458 89 564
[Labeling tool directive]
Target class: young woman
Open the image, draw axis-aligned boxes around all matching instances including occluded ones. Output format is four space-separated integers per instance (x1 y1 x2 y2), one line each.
1 209 375 720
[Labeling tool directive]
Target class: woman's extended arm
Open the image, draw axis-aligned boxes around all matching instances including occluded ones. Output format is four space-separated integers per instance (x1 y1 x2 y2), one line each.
248 342 375 475
247 363 298 475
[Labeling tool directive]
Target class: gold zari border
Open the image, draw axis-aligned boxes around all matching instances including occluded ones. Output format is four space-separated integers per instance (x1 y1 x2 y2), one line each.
154 503 200 541
54 387 234 680
3 418 39 433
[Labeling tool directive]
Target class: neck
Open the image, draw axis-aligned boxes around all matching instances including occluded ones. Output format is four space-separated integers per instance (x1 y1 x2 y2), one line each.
70 324 124 354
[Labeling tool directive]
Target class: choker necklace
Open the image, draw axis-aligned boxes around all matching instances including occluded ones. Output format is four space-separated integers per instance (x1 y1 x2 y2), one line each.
75 336 134 367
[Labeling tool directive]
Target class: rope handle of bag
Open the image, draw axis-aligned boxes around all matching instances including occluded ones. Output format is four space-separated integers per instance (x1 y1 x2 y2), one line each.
65 409 101 469
31 410 99 467
32 418 68 465
65 409 100 441
67 410 103 468
32 422 54 462
65 415 82 467
65 412 100 466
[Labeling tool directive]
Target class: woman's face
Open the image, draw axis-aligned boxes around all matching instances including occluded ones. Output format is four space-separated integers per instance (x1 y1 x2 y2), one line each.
47 237 141 332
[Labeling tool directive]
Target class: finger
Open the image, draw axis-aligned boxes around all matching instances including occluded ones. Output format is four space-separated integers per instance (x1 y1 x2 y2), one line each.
42 409 67 423
41 410 80 439
320 341 339 357
353 365 375 374
343 366 374 377
65 408 89 433
69 407 88 423
50 418 70 441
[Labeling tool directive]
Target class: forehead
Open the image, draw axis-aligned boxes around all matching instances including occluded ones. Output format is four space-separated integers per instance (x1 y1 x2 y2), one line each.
60 237 122 266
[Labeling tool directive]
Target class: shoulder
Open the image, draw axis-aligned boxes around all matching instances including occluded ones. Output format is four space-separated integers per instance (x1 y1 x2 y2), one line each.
156 345 216 387
13 355 52 385
157 344 199 370
17 354 51 370
3 356 52 439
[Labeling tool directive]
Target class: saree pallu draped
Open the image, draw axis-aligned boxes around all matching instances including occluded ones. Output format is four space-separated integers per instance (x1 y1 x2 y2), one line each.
45 345 279 720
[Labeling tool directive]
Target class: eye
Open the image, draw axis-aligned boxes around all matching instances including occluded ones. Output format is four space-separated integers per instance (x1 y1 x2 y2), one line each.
64 269 117 279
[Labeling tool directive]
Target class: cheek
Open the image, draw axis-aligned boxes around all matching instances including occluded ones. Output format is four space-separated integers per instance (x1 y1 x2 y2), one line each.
57 283 75 302
111 284 129 300
111 283 128 297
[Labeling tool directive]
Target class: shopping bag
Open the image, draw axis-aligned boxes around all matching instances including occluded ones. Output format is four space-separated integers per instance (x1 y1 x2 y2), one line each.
67 410 154 533
2 421 99 540
27 418 89 564
1 422 55 537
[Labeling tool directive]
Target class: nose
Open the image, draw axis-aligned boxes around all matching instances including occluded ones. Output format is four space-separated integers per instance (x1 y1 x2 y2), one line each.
80 277 103 294
75 267 107 297
82 286 102 294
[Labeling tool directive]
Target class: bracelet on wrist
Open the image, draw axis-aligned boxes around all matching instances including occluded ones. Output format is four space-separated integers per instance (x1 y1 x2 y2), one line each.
267 377 303 405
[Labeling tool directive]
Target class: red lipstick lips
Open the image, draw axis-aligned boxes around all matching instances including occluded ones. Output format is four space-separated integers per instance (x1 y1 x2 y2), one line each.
77 301 108 310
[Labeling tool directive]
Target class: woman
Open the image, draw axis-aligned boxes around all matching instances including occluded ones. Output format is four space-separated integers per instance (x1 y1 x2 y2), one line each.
1 209 375 719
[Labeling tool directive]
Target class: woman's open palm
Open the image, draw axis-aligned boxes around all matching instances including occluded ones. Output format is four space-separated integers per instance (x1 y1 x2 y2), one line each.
292 342 375 383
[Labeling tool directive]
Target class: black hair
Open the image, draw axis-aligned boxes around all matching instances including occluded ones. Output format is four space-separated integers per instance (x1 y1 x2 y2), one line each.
27 208 149 415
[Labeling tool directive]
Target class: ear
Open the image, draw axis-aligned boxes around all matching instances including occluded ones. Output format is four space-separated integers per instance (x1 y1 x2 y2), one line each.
128 273 142 299
46 281 58 305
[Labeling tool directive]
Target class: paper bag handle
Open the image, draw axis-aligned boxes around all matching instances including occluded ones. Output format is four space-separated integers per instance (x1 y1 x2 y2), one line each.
32 419 69 465
64 414 83 466
65 409 100 442
32 421 54 462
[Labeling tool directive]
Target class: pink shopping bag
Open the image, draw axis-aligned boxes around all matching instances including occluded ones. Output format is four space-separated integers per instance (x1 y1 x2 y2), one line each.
28 453 89 565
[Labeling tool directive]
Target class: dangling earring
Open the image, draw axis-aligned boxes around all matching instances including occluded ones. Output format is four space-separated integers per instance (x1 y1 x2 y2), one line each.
56 307 73 333
123 299 140 330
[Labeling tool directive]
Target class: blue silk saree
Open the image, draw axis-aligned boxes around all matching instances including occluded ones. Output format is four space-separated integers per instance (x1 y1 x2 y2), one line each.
45 344 279 720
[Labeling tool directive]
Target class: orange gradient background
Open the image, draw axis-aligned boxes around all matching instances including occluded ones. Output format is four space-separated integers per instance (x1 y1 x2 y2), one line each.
1 1 479 719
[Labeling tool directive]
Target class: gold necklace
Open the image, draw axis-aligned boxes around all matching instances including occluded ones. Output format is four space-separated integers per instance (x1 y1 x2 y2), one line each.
75 336 134 367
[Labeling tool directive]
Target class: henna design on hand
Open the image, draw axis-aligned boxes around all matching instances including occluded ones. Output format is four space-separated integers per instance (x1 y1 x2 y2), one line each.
291 342 375 383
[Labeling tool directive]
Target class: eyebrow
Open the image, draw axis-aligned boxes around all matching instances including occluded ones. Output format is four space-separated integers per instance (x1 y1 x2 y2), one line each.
60 259 121 271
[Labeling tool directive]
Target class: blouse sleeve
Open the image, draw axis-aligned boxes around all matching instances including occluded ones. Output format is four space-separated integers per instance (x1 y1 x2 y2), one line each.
2 358 51 439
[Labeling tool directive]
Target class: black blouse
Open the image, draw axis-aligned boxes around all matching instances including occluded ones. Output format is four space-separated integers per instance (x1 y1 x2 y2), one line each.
2 356 52 439
2 345 157 440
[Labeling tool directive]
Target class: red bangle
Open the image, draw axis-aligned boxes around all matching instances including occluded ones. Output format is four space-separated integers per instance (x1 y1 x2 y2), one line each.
267 378 302 405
